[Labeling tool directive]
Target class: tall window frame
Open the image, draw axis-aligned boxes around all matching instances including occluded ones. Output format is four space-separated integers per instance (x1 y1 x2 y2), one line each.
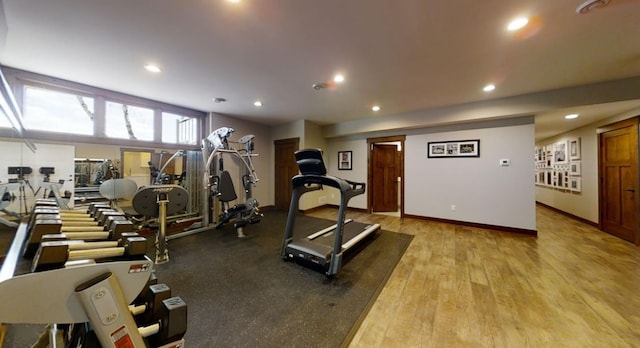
0 67 205 149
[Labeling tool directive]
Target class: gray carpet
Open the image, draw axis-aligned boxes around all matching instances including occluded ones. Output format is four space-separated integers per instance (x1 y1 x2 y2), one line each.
1 211 412 347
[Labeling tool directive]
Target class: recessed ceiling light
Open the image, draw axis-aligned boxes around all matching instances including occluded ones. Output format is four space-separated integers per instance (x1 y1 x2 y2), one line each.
507 17 529 31
333 74 345 84
144 64 161 73
576 0 610 14
372 105 381 112
253 101 263 107
565 114 579 119
483 84 496 92
226 0 240 3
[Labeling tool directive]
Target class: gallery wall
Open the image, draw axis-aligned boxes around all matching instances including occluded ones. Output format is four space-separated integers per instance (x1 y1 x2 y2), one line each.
535 126 597 223
535 107 640 223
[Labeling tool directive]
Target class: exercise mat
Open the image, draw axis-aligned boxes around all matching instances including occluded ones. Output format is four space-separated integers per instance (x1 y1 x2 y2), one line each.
2 211 412 347
156 211 412 347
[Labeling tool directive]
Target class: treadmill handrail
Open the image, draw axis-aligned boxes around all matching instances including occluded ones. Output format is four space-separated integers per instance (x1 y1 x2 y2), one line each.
291 174 365 197
344 179 365 194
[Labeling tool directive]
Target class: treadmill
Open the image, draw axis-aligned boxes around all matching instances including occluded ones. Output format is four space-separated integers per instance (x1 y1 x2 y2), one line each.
281 148 380 276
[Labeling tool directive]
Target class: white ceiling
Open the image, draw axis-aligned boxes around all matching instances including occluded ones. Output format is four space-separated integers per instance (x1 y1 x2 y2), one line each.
1 0 640 140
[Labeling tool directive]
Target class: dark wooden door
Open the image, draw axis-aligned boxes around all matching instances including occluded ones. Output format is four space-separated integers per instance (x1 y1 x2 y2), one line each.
600 118 639 244
372 144 398 212
274 138 299 211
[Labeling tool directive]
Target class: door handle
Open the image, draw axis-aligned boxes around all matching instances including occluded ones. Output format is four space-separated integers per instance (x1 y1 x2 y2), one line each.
625 188 635 192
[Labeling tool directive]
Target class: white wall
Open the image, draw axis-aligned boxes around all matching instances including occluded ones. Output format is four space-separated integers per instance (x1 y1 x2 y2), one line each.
325 138 369 209
405 122 536 230
320 118 538 231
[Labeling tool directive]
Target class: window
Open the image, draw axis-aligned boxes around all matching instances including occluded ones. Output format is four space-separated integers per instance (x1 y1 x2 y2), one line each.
105 101 154 141
3 67 205 146
22 86 94 135
0 108 11 128
162 112 198 145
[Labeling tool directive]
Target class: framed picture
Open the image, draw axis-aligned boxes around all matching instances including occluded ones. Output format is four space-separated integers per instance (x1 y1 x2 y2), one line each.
570 161 581 176
570 177 582 192
427 139 480 158
569 138 581 160
554 140 568 164
338 151 352 170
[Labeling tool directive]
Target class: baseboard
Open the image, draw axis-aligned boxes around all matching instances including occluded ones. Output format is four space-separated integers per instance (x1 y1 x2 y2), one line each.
258 205 276 212
535 201 599 228
403 214 538 236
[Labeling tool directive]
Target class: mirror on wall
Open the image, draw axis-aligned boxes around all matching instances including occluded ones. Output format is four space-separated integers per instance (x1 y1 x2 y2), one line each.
73 158 120 203
1 142 75 226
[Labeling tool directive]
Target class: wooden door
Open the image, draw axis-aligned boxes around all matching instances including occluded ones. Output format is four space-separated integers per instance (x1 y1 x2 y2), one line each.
599 118 639 244
372 144 398 212
367 135 405 215
274 138 299 211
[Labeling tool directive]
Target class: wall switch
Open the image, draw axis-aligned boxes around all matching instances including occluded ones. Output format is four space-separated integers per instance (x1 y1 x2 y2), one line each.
451 204 456 211
500 159 510 166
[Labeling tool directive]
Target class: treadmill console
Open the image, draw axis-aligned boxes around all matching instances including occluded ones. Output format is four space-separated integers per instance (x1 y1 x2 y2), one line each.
294 149 327 175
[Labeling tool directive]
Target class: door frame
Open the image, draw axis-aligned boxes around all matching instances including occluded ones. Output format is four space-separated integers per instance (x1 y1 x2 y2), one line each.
597 117 640 245
367 135 405 216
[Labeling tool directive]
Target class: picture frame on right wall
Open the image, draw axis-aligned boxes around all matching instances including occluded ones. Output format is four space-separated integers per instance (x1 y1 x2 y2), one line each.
569 137 581 160
554 140 568 164
337 150 352 170
570 177 582 192
570 161 581 176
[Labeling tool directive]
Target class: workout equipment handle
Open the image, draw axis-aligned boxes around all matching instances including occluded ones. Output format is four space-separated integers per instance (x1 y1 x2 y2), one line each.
345 179 366 194
68 247 126 261
138 323 161 338
68 241 119 250
61 232 110 240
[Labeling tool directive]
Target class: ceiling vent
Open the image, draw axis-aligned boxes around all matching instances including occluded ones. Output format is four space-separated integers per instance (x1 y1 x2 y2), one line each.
576 0 610 14
312 83 328 90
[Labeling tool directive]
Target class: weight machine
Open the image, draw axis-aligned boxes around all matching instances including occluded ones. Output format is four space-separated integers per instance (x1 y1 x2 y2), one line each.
168 127 262 239
6 166 37 216
0 183 19 228
132 184 189 264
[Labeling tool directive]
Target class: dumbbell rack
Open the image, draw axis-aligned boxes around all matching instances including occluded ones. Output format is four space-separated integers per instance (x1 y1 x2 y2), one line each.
0 222 186 347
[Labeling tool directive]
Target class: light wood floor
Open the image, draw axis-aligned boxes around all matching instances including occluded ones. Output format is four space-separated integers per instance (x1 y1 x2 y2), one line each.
306 205 640 348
